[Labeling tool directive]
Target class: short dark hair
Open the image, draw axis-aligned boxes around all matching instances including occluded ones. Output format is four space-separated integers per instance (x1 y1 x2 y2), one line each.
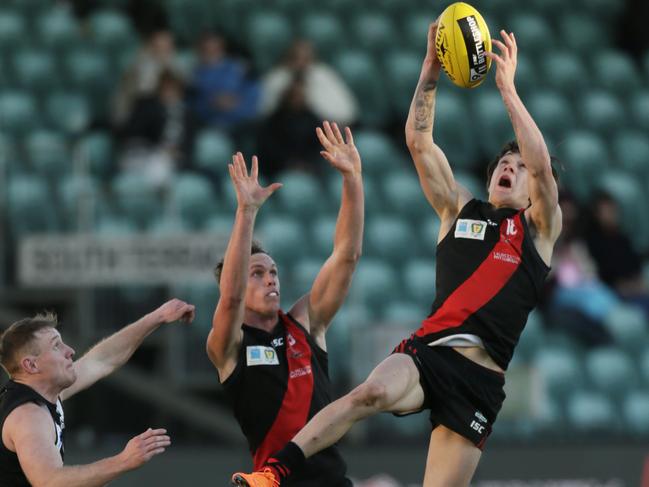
0 313 58 375
486 140 561 190
213 241 268 286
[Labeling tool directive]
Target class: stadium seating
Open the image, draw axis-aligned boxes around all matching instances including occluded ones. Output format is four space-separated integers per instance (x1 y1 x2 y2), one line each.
57 174 104 231
352 130 402 175
380 171 430 221
527 90 575 151
246 12 293 71
12 49 59 94
628 91 649 133
7 174 60 237
622 390 649 436
533 347 583 401
591 50 642 98
193 130 234 180
349 258 400 311
36 7 81 50
77 131 115 178
299 13 346 62
258 215 306 263
558 131 609 201
111 172 161 228
507 13 554 55
0 91 38 135
541 51 590 97
474 90 515 157
565 390 618 433
559 14 609 55
612 130 649 181
274 170 325 220
383 50 421 116
25 130 70 178
88 10 137 52
401 258 436 310
365 216 416 263
45 91 91 134
351 12 399 57
169 173 218 229
433 92 479 170
603 304 649 357
584 347 637 400
0 10 26 52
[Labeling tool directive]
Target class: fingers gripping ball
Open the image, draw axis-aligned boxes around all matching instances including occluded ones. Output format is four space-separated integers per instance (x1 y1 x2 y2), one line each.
435 2 491 88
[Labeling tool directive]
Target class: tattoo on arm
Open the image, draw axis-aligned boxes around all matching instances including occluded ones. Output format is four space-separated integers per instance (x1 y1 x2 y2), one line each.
414 80 438 131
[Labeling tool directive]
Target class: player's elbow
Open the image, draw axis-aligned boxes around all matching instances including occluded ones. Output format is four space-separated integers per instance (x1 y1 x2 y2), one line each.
405 134 432 156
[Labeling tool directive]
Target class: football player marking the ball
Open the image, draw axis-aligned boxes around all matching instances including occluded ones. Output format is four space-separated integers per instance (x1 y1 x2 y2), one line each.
232 19 561 487
209 121 363 486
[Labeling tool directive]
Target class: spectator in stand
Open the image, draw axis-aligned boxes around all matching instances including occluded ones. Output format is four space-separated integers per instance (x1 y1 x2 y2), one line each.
261 40 358 127
118 69 199 186
190 33 260 130
256 72 322 178
113 29 185 124
585 191 649 319
541 192 615 347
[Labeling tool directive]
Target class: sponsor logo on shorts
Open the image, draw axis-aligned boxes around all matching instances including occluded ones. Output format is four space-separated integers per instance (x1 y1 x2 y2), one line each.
475 410 487 423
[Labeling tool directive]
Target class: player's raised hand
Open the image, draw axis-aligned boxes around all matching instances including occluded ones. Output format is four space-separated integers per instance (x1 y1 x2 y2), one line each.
423 20 442 78
485 30 518 92
154 298 195 324
118 428 171 471
228 152 282 210
316 121 361 177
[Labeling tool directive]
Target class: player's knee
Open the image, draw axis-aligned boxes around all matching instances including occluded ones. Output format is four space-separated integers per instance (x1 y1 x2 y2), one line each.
348 381 389 412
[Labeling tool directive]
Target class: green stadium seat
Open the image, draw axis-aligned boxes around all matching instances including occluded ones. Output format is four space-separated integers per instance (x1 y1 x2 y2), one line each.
299 13 346 62
170 173 217 229
559 14 608 55
164 0 221 44
193 130 234 179
402 258 436 309
274 170 325 220
7 175 60 237
381 171 430 221
514 310 546 362
533 347 583 400
0 91 38 135
584 347 637 399
350 258 399 310
352 130 402 175
612 130 649 181
365 216 416 263
258 215 305 264
527 90 575 150
351 12 399 56
111 172 161 228
203 213 233 235
591 50 641 98
94 215 137 235
557 131 609 201
431 92 479 170
12 49 59 93
507 13 555 55
309 215 335 259
512 52 539 99
148 216 191 235
46 92 91 134
565 390 617 433
383 50 421 116
541 51 590 97
604 304 649 357
641 350 649 387
334 50 389 127
0 132 16 170
57 174 104 231
89 10 137 52
77 131 114 178
622 390 649 436
25 130 70 178
474 90 515 158
418 215 441 247
0 10 26 51
64 48 112 94
328 171 382 215
7 0 50 16
36 7 81 50
579 0 625 19
246 12 293 71
628 91 649 133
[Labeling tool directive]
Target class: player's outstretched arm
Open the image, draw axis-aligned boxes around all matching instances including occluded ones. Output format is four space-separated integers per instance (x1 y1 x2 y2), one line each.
405 21 472 226
485 31 561 247
61 299 195 401
207 153 282 378
6 403 170 487
291 122 363 344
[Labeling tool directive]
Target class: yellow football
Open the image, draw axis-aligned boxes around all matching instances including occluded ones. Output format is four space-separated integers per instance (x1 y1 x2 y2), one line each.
435 2 492 88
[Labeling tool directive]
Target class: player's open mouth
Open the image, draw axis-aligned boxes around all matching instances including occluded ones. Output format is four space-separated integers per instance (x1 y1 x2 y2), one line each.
267 291 279 297
498 175 512 188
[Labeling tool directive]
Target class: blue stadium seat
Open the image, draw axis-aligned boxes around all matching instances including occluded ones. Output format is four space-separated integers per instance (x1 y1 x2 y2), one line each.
111 172 161 228
350 258 400 311
290 257 322 300
352 130 402 175
193 130 234 179
433 92 479 170
584 347 637 399
578 91 625 136
381 170 429 220
507 13 555 55
557 131 609 202
559 14 609 55
46 92 91 134
0 10 26 51
602 305 649 357
382 301 423 325
628 91 649 133
309 215 335 259
622 390 649 436
89 10 137 52
77 131 114 178
57 174 104 231
402 258 436 310
533 347 583 400
0 91 38 135
25 130 70 178
541 51 590 97
170 173 218 229
365 216 416 263
245 12 293 71
591 50 642 98
565 390 618 433
64 48 112 95
334 50 389 127
527 90 575 150
12 49 59 93
474 90 515 158
383 50 421 116
258 215 306 263
36 7 81 50
612 130 649 181
274 170 325 220
299 13 346 62
351 12 399 57
7 175 60 237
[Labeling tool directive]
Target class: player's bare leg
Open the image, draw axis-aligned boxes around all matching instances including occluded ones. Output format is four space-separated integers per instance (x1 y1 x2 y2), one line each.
422 426 482 487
